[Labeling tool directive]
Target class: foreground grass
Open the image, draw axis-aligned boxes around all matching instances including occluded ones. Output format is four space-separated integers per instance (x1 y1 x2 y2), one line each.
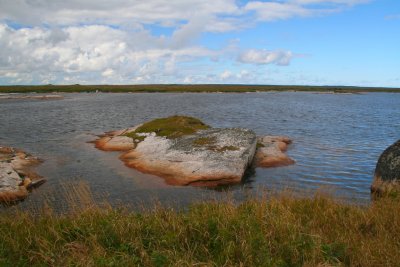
1 192 399 267
0 84 400 94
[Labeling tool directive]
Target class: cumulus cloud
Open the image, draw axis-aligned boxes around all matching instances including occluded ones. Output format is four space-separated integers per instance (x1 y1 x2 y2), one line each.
244 0 369 21
0 0 369 84
0 23 218 84
238 49 293 66
0 0 239 29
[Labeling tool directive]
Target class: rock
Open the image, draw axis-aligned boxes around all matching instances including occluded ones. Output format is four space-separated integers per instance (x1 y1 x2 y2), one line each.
95 136 135 151
26 179 47 190
93 116 294 186
94 126 140 151
255 136 295 167
0 162 28 201
371 140 400 196
120 128 257 186
0 146 46 202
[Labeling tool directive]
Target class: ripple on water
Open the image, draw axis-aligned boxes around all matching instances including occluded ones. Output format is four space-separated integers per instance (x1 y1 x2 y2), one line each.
0 92 399 209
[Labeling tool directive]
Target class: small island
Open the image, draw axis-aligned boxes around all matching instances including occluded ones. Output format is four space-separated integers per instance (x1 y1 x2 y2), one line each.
0 147 46 202
93 115 294 186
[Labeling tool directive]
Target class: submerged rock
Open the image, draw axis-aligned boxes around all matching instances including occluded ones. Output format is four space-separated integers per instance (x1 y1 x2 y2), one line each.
0 146 46 202
94 116 294 186
255 136 295 167
371 140 400 196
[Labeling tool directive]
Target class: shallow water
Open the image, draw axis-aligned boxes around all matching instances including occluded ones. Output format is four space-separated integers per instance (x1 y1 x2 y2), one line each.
1 92 399 209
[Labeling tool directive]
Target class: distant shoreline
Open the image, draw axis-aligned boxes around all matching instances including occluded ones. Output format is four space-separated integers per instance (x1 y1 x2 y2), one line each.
0 84 399 94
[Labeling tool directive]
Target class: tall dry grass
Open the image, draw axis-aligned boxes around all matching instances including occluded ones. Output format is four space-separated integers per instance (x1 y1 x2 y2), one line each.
0 182 399 266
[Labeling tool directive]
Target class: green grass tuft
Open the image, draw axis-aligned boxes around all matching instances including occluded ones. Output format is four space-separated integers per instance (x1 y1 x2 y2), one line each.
134 115 209 139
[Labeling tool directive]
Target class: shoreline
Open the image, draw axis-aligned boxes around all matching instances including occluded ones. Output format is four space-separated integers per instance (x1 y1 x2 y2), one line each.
0 84 399 94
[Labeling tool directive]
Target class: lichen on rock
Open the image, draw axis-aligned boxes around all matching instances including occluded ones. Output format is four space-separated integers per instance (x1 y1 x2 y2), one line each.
0 146 46 203
371 139 400 197
93 116 295 186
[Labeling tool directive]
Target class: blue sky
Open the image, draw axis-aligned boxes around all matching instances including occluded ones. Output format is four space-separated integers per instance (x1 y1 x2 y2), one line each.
0 0 399 87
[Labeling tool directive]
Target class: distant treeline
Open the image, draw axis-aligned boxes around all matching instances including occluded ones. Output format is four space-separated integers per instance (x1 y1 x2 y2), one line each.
0 84 399 93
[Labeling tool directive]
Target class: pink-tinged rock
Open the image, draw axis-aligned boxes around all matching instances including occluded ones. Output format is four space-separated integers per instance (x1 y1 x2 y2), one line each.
93 120 294 187
120 128 257 186
0 146 45 202
255 136 295 167
95 136 135 151
94 126 141 151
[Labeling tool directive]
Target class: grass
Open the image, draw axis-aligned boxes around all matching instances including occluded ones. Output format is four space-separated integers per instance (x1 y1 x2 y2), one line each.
123 132 146 143
0 84 399 94
1 184 400 266
131 116 210 139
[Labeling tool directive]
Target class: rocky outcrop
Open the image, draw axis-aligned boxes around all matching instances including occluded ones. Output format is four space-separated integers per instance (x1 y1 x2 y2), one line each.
255 136 295 167
0 146 46 202
94 126 140 151
120 128 257 186
371 140 400 196
93 116 294 186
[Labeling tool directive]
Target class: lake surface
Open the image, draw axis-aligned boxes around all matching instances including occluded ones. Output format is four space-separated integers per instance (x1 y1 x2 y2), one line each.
1 92 399 210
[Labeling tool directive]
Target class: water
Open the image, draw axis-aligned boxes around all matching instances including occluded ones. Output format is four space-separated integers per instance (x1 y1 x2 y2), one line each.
1 92 399 209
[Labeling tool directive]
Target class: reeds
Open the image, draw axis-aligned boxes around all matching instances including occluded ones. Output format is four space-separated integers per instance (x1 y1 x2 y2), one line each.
0 183 399 266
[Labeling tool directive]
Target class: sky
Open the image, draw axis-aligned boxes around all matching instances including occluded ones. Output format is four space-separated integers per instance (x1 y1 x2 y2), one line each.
0 0 399 87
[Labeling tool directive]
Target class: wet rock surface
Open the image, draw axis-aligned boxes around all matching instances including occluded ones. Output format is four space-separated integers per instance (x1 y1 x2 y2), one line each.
0 146 46 202
94 116 294 186
255 136 295 167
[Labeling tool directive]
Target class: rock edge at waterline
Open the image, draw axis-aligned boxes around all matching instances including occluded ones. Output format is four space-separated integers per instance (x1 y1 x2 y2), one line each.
93 116 295 186
371 139 400 197
0 146 46 202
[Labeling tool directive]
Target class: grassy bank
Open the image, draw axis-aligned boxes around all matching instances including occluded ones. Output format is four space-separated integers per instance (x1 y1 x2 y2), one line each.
0 84 400 94
1 190 399 266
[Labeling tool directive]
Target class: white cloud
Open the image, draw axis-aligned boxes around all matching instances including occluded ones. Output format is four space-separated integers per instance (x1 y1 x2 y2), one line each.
238 49 293 66
244 0 369 21
245 2 312 21
0 23 219 84
0 0 370 84
0 0 239 28
220 70 233 80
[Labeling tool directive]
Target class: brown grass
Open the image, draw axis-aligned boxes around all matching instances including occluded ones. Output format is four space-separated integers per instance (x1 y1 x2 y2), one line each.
0 183 399 266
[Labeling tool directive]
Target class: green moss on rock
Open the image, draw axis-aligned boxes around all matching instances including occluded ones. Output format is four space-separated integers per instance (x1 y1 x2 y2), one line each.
134 116 209 139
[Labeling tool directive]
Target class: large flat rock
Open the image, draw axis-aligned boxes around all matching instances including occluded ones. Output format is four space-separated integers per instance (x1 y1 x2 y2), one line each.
120 128 257 186
93 116 295 186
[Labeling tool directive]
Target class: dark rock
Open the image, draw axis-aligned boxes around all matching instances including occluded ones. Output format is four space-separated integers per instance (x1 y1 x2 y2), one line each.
371 140 400 196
